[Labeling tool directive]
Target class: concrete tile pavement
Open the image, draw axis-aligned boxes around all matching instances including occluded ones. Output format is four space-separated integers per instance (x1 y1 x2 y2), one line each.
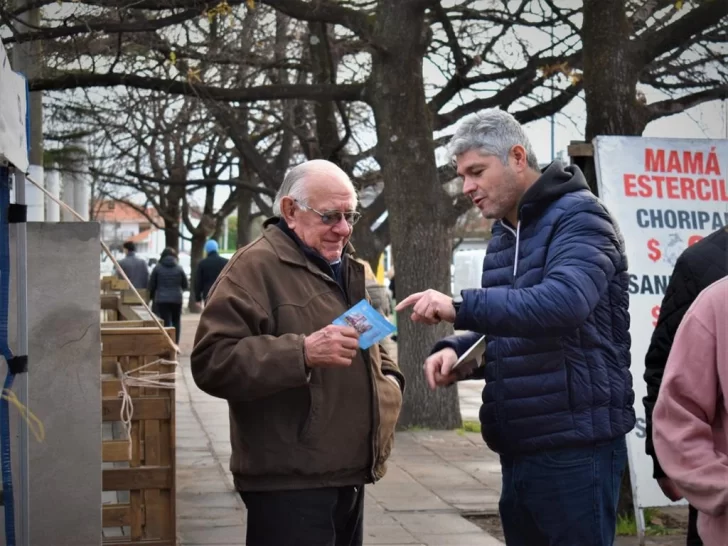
175 314 502 545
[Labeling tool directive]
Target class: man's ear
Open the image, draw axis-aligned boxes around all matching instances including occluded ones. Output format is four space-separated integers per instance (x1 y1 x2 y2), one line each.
509 145 529 172
280 197 297 225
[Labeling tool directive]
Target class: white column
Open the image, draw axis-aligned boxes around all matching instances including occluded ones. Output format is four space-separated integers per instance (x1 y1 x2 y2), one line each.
61 172 76 222
45 166 60 222
25 164 44 221
73 171 90 221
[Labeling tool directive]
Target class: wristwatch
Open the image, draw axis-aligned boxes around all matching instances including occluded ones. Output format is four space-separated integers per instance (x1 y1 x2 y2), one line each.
452 294 463 315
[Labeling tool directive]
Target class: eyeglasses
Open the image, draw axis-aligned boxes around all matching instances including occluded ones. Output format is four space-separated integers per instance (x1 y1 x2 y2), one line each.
295 200 362 226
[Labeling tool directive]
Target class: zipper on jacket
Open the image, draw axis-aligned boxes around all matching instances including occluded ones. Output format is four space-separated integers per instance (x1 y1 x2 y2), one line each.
497 220 520 447
501 221 521 280
361 350 379 482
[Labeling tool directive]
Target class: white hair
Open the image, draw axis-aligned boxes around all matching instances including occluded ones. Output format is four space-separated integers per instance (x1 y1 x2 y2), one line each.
273 165 309 215
273 160 358 215
447 109 540 170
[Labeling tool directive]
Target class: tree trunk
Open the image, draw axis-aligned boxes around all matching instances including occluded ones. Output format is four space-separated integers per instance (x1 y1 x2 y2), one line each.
309 21 344 162
161 197 182 251
188 231 206 313
351 222 388 273
582 0 647 190
582 0 648 517
237 190 254 248
369 0 461 429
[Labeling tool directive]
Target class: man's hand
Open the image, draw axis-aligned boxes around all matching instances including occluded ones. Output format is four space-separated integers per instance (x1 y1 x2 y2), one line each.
657 477 683 502
395 289 456 325
304 325 360 368
423 348 461 390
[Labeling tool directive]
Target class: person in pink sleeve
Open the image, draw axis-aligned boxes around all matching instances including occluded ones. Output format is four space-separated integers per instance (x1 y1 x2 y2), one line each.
653 276 728 546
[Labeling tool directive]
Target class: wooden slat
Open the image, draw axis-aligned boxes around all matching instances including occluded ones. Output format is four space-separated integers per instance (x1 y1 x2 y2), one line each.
102 440 131 462
102 537 177 546
102 504 131 527
130 418 144 539
164 389 176 539
122 289 149 304
144 419 163 537
102 330 174 357
102 320 148 329
131 420 141 463
102 467 172 491
102 397 171 422
101 294 120 310
102 357 118 374
102 379 121 398
118 303 143 321
567 141 594 157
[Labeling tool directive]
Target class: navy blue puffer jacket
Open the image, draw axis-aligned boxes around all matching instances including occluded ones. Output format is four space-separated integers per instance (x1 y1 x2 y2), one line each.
435 161 635 455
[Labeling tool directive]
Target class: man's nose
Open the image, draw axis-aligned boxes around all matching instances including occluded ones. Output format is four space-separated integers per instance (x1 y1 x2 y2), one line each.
462 177 476 195
332 216 351 235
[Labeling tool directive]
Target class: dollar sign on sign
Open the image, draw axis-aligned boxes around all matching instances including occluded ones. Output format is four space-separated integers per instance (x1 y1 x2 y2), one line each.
647 238 661 262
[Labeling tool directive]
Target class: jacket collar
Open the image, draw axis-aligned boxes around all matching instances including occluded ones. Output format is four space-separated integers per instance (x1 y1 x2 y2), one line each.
261 217 358 281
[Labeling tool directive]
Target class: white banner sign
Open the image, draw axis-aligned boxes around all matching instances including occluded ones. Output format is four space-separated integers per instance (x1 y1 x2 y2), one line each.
594 135 728 510
0 39 29 172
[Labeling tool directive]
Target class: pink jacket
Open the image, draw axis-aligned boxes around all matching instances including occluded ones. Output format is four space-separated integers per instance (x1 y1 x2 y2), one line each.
653 276 728 546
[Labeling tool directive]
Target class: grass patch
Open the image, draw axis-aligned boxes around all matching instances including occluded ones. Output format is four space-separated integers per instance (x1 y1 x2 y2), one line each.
456 420 481 435
616 508 681 536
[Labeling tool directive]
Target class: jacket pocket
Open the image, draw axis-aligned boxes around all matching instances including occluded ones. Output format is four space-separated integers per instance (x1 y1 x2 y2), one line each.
299 383 324 444
376 376 403 463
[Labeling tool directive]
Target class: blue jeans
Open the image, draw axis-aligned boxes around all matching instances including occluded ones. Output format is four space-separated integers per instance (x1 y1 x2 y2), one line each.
499 436 627 546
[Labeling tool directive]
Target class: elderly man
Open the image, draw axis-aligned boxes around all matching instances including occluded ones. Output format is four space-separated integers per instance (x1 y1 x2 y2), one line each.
191 159 404 546
397 109 635 546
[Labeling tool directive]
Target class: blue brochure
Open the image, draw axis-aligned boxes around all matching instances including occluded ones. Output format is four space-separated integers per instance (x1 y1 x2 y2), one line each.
333 299 397 350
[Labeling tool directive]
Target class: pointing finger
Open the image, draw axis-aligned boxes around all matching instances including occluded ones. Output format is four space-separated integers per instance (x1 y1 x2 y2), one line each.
395 292 423 312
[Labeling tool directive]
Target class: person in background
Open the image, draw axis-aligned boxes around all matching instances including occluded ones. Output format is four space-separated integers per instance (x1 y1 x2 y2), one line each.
387 267 396 301
396 108 635 546
191 159 404 546
149 247 188 343
653 276 728 546
643 226 728 546
194 239 229 305
386 267 397 341
116 241 149 289
356 258 392 319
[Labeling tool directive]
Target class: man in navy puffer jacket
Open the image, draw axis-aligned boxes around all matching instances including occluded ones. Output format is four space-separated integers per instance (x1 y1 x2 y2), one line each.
397 109 635 546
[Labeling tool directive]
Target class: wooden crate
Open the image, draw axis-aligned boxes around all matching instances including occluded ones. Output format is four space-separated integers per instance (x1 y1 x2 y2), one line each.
102 275 130 292
101 326 177 545
102 294 156 325
122 289 150 305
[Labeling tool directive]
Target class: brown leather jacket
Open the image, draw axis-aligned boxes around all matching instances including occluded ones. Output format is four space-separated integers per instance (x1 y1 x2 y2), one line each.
191 220 404 492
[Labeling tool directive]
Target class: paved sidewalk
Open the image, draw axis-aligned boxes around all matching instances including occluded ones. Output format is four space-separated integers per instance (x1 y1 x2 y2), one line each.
175 316 502 545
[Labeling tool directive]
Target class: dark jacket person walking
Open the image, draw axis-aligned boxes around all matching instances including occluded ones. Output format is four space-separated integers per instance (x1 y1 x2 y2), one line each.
116 241 149 289
194 239 228 304
149 247 188 343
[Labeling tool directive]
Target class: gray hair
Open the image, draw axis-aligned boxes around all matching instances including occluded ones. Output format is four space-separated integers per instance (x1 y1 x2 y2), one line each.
447 109 540 170
272 160 357 216
273 164 309 216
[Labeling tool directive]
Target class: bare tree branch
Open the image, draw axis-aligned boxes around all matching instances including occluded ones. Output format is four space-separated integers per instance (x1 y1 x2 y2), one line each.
30 73 367 103
648 84 728 121
635 0 728 68
2 9 198 44
260 0 373 41
126 169 277 195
